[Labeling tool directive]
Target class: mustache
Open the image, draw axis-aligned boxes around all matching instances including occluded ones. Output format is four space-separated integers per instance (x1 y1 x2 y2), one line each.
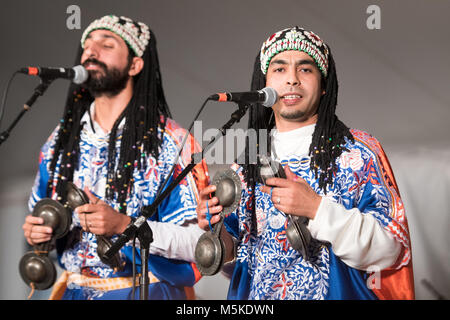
82 58 108 71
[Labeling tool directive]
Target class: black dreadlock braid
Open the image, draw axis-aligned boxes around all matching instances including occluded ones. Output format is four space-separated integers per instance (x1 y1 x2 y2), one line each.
308 50 354 192
47 29 172 213
244 48 354 199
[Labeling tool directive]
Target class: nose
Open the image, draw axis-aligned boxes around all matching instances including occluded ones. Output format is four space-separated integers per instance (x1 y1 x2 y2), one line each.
82 43 99 60
286 68 300 86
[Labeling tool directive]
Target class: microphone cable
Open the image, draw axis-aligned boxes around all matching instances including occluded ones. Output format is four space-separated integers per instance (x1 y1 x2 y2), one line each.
0 71 20 129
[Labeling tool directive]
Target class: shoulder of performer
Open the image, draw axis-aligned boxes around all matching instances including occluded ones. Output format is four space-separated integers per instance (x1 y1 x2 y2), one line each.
348 128 385 155
38 125 61 164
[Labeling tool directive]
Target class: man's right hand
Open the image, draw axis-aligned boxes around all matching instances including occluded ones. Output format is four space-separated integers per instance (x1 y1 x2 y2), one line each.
196 185 223 230
22 215 53 246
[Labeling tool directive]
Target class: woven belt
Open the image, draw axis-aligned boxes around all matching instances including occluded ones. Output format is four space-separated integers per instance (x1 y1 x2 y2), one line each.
48 270 160 299
67 272 159 291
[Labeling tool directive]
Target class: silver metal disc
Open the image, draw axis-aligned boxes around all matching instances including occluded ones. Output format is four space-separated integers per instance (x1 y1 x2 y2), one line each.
19 252 57 290
33 198 71 239
211 169 242 216
194 231 225 276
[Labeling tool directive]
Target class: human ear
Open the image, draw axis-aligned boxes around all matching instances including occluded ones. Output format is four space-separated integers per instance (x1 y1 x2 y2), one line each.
129 57 144 76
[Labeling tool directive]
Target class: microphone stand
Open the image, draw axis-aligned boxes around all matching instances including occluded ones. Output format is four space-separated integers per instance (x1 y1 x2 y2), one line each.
104 102 250 300
0 78 54 146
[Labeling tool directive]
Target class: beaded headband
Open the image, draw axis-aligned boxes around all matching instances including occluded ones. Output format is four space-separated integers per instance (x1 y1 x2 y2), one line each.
81 15 150 57
260 27 329 77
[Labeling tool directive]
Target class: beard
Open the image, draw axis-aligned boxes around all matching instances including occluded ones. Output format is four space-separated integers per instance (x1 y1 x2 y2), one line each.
279 109 307 120
82 58 131 98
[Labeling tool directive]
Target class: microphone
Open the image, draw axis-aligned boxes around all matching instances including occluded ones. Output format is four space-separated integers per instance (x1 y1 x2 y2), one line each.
19 65 89 84
209 87 278 107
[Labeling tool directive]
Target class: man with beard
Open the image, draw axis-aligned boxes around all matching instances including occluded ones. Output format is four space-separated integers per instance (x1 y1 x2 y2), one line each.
196 27 414 299
22 15 208 300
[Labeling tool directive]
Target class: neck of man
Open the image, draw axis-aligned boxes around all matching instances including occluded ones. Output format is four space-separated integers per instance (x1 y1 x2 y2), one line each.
274 113 318 133
93 78 134 133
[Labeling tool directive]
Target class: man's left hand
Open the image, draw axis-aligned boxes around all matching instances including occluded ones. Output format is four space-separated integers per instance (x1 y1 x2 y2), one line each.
260 166 322 220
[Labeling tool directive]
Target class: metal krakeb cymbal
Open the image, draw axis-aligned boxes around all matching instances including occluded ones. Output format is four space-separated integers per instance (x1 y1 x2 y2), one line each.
96 235 124 270
194 225 226 276
32 198 71 239
286 216 312 260
211 169 242 216
19 197 70 292
66 181 89 209
195 169 242 276
65 182 124 271
256 155 313 260
19 252 57 290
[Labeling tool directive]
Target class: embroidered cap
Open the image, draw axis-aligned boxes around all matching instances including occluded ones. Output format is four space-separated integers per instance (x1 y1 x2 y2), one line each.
260 27 329 77
81 15 150 57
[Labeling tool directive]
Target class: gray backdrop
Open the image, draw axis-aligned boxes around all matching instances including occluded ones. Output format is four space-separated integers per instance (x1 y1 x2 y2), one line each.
0 0 449 300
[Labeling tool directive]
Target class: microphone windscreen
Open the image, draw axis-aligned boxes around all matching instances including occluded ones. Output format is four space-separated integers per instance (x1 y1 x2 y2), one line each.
72 65 89 84
261 87 277 107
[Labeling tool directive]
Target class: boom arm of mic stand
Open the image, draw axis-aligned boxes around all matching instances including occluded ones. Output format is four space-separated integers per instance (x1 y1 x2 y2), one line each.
103 102 250 261
0 78 53 146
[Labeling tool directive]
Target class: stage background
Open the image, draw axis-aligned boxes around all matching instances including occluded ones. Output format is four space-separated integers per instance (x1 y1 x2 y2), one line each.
0 0 448 300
